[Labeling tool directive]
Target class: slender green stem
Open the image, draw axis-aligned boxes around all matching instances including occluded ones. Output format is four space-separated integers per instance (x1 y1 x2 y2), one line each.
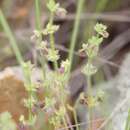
125 109 130 130
23 64 35 122
84 0 108 39
86 60 93 130
29 86 33 122
59 82 70 130
38 56 46 79
87 75 93 130
87 76 92 95
68 0 85 75
0 9 23 65
35 0 42 30
35 0 46 79
49 12 58 70
32 0 46 120
27 83 34 123
49 13 55 49
73 109 80 130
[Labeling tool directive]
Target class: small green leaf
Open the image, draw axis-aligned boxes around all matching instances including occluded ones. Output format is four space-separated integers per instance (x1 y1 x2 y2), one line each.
42 23 59 35
47 0 59 13
88 36 103 45
80 42 99 58
94 23 107 34
46 49 59 62
82 63 97 76
60 59 70 73
44 97 56 109
94 23 109 38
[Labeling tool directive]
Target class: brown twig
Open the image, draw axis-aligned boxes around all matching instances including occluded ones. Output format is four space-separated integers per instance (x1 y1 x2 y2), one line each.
42 12 130 23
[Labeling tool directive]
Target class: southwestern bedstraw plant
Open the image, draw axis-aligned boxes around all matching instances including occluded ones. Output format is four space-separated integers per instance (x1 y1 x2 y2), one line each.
0 0 109 130
79 22 109 130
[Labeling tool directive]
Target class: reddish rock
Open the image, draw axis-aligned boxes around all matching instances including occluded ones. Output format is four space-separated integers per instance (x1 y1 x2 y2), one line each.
0 68 28 122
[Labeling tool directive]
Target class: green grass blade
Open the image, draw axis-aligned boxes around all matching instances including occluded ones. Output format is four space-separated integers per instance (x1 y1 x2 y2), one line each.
35 0 42 30
0 9 23 65
68 0 85 75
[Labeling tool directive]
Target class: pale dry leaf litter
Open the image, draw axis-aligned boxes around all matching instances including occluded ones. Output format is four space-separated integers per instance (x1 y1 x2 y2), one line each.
112 53 130 130
74 53 130 130
0 53 130 129
94 53 130 130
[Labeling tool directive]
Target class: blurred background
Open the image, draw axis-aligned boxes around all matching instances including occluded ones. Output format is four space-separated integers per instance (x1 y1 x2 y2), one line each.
0 0 130 82
0 1 130 130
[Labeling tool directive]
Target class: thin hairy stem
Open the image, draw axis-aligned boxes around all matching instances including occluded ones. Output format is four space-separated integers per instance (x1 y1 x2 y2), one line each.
35 0 42 30
35 0 47 80
87 76 93 130
49 12 58 70
68 0 85 75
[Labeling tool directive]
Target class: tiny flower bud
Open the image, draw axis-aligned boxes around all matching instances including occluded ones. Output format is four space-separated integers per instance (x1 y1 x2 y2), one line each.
56 7 67 18
102 31 109 38
33 30 41 38
78 50 86 57
82 63 97 76
59 67 65 74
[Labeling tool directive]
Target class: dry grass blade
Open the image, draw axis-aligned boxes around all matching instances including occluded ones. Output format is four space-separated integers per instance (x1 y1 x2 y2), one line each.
58 118 105 130
42 12 130 23
97 95 130 130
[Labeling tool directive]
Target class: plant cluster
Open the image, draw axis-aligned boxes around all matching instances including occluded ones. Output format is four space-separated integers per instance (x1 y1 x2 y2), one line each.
0 0 109 130
20 21 109 130
79 22 109 130
18 0 71 129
